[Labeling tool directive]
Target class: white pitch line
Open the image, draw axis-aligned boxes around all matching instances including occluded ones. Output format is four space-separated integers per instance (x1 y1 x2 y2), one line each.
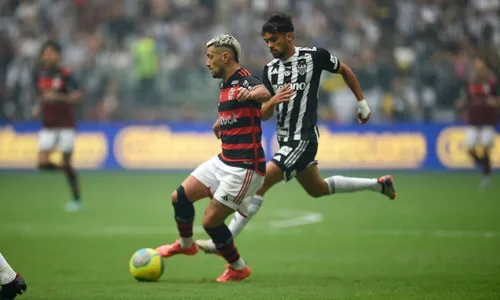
269 212 324 229
361 230 500 238
0 209 324 237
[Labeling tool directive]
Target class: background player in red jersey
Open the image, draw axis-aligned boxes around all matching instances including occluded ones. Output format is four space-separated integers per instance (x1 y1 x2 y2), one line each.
155 34 271 282
32 41 83 212
457 58 500 188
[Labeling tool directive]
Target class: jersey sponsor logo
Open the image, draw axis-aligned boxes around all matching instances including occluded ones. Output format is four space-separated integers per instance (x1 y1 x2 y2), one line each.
277 128 288 136
297 60 307 75
270 66 279 75
219 112 238 126
273 82 307 91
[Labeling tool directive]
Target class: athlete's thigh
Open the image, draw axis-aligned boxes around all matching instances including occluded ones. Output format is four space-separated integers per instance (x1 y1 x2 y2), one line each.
58 128 76 154
465 126 480 149
295 164 326 193
262 160 285 188
186 156 220 201
213 158 264 212
479 126 496 148
38 128 57 153
271 140 318 182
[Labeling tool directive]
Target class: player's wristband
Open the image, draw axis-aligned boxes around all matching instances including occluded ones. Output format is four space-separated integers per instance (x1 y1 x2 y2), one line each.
357 99 369 110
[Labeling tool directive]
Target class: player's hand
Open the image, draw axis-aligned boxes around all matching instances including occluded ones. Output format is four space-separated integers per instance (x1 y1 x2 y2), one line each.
272 84 293 105
43 91 59 102
212 120 221 139
357 99 371 124
237 87 252 102
32 105 40 117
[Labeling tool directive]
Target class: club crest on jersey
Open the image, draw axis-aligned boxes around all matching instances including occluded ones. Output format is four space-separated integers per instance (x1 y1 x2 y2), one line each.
483 84 490 94
297 60 307 75
219 112 238 126
52 77 62 89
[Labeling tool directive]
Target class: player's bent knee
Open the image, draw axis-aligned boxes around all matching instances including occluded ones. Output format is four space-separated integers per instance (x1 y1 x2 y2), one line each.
305 189 323 198
172 185 188 204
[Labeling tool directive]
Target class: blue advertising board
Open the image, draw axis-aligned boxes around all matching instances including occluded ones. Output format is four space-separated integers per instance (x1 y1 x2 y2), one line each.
0 122 499 170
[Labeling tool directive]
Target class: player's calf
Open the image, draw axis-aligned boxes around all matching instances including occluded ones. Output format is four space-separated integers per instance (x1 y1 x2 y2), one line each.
62 153 82 212
202 199 250 282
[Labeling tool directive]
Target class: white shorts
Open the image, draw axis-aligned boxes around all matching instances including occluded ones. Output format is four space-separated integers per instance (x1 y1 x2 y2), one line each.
465 126 496 149
191 156 264 216
39 128 75 153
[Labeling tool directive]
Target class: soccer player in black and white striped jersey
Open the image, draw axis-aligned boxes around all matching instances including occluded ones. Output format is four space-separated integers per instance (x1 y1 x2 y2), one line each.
196 13 397 253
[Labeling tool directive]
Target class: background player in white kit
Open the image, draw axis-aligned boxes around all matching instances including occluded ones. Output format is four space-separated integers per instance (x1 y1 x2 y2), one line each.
197 12 397 254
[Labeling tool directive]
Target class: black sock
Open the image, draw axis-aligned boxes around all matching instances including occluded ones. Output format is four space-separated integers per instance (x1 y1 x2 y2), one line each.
469 150 482 165
38 162 59 170
204 224 240 264
63 165 80 201
173 186 195 238
482 153 492 176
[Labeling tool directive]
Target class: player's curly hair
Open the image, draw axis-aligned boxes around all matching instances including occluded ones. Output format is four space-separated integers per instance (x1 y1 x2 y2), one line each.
261 12 294 35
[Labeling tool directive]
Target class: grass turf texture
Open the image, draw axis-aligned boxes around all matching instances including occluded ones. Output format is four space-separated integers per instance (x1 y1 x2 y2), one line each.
1 172 499 300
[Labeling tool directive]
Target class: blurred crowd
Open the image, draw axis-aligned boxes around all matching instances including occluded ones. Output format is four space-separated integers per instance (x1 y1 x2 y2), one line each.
0 0 499 123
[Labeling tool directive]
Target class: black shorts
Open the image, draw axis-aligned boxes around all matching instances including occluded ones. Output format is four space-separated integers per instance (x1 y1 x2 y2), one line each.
271 140 318 182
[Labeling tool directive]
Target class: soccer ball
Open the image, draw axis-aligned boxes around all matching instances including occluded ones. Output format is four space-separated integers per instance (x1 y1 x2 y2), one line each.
129 248 164 282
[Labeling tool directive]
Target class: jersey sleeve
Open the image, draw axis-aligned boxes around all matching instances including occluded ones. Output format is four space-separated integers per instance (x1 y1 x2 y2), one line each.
261 65 275 96
65 72 80 93
316 47 341 74
240 75 263 91
32 70 40 94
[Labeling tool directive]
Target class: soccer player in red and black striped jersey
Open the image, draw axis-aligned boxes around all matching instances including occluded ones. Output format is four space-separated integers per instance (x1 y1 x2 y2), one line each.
197 12 397 255
457 58 499 188
32 41 83 212
155 34 271 282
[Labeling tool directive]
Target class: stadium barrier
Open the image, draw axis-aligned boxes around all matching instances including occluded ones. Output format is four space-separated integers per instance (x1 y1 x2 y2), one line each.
0 122 499 170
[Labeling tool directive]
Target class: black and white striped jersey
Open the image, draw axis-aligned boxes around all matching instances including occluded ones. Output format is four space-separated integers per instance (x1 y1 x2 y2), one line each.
262 47 340 142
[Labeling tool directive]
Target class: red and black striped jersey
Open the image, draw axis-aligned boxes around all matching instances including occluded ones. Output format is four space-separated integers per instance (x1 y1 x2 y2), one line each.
218 68 266 175
33 66 80 128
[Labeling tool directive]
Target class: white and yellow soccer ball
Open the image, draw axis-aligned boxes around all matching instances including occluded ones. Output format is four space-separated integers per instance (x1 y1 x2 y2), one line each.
129 248 164 282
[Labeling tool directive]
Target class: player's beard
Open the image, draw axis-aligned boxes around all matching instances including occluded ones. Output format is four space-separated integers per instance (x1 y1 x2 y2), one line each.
271 50 284 59
212 68 223 79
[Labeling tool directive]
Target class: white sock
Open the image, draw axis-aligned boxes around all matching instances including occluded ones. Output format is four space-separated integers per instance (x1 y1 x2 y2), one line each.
230 257 246 270
228 195 263 238
324 175 381 194
179 237 193 248
0 253 17 285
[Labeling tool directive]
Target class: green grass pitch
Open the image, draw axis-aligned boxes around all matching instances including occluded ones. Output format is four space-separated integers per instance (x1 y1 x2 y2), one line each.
1 171 499 300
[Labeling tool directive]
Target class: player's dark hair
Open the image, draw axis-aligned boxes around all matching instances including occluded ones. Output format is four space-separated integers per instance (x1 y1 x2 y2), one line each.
40 40 62 56
261 12 294 36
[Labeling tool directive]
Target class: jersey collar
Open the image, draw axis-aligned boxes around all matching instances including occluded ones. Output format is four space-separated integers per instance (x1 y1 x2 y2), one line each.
280 47 299 63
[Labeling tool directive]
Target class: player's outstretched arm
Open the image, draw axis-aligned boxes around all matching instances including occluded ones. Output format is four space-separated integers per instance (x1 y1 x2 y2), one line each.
262 84 292 121
338 62 370 123
237 85 271 103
